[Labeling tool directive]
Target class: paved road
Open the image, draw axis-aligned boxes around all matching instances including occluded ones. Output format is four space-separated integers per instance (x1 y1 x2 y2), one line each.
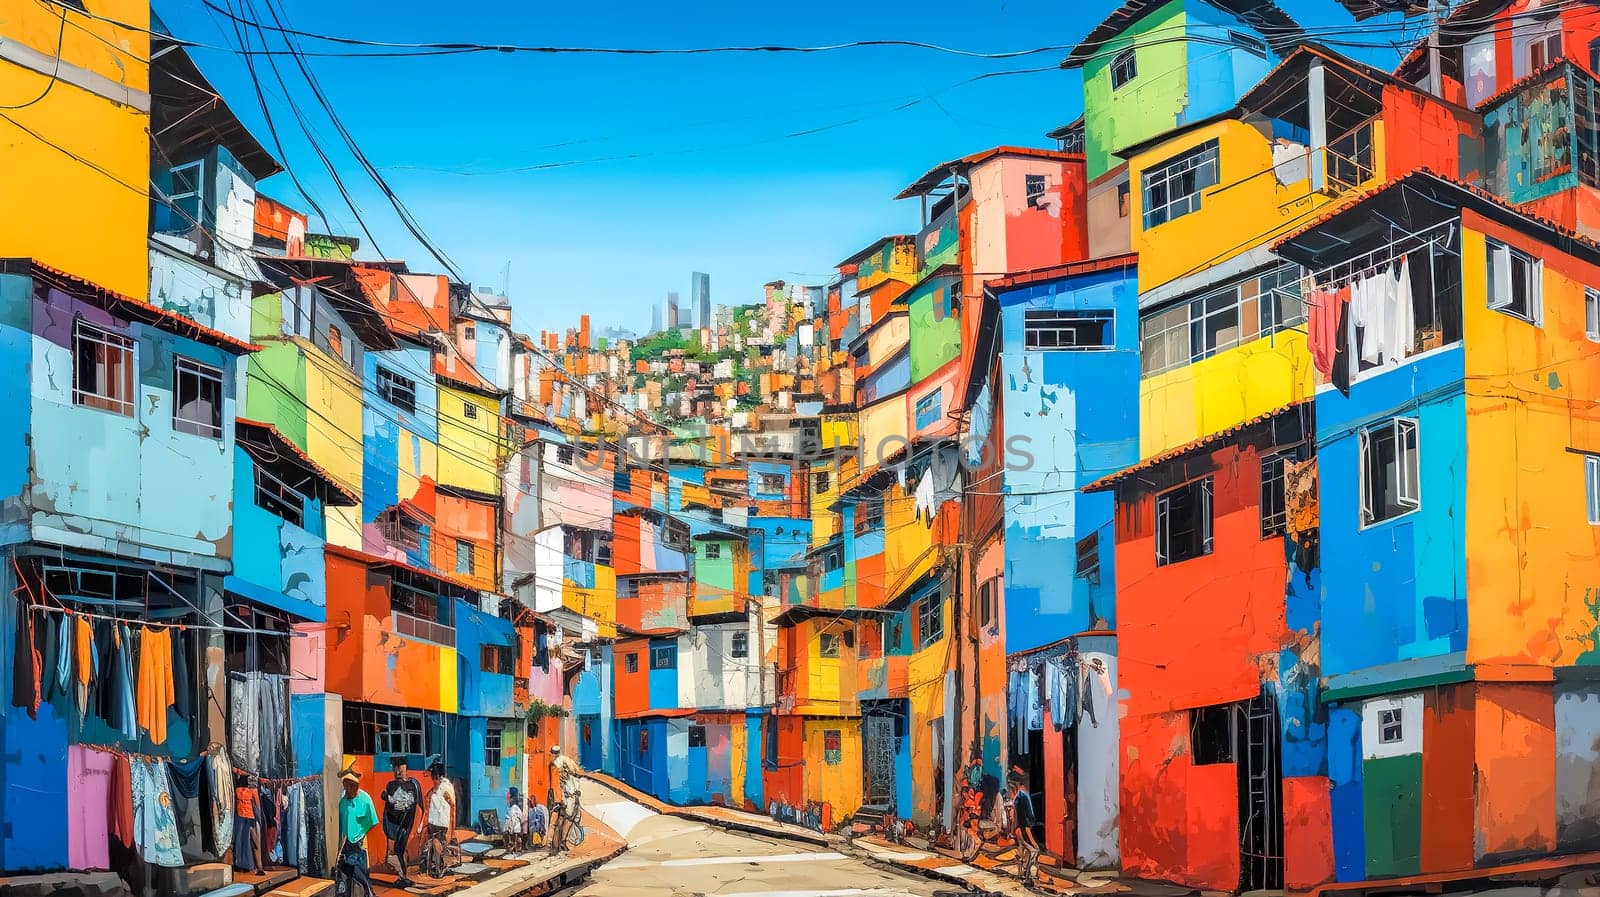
569 780 956 897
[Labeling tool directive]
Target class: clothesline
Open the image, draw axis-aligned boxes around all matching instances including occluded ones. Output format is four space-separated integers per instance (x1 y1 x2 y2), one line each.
1305 219 1458 293
22 598 307 638
233 767 320 785
78 740 224 765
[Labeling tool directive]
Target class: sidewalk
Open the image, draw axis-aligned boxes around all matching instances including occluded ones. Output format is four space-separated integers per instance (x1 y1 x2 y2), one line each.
581 771 1189 897
367 813 627 897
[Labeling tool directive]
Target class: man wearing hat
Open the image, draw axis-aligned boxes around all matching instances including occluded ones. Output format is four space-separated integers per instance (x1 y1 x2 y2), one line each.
336 766 379 897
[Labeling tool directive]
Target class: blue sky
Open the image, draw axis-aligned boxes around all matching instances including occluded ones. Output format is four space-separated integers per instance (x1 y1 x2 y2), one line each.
158 0 1398 336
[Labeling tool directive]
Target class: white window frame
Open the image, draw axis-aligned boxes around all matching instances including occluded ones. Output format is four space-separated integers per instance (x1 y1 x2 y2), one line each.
1358 417 1421 527
1155 476 1214 566
1111 47 1137 89
165 159 204 228
1141 139 1220 229
377 366 417 413
1586 288 1600 342
1023 309 1114 351
1140 263 1304 375
1378 707 1403 744
173 355 224 439
1586 453 1600 525
73 320 136 417
1486 237 1543 325
704 542 722 560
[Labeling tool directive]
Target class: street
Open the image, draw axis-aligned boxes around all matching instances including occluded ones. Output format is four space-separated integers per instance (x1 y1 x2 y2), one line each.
569 781 958 897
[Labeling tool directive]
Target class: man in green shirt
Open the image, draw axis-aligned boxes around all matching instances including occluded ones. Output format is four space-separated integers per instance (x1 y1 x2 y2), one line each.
336 768 379 897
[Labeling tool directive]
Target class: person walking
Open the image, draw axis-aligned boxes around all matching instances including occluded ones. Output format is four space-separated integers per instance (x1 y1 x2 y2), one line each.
424 759 457 874
335 768 380 897
379 756 423 888
1005 769 1040 887
548 745 583 855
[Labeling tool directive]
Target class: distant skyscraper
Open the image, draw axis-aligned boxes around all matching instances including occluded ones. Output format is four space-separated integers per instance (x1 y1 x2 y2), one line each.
692 272 710 332
651 301 661 334
666 291 680 330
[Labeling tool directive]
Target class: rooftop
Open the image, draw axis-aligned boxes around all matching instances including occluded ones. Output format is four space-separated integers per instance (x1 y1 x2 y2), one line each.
1063 0 1303 69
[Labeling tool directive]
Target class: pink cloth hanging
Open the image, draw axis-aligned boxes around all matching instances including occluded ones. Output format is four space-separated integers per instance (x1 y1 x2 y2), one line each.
1307 285 1351 381
68 745 114 870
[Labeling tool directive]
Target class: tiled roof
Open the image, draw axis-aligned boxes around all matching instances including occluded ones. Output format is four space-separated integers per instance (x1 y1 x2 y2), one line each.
1083 402 1307 492
235 417 360 506
6 259 261 354
1271 169 1600 265
896 147 1082 200
986 253 1138 292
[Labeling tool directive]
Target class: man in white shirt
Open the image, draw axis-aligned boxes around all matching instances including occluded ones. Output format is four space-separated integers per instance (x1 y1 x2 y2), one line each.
423 760 457 875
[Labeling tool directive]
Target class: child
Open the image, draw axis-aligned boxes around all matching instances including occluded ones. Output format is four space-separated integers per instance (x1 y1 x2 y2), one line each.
503 788 526 854
527 800 548 848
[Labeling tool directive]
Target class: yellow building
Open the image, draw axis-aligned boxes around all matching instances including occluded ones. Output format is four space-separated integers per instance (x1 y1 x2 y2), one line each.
1 1 150 297
437 380 504 496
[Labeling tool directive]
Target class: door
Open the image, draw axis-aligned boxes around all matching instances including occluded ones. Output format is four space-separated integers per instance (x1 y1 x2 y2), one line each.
863 714 897 809
578 714 601 771
1237 693 1284 891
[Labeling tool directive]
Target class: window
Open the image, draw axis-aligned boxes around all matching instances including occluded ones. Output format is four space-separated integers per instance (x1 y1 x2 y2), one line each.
823 729 842 765
391 580 455 646
625 652 639 673
1592 37 1600 75
1260 452 1291 537
917 593 944 648
556 444 576 465
1486 238 1542 324
689 725 706 748
1156 477 1213 566
380 508 425 551
1117 181 1131 219
662 519 690 551
463 401 479 420
1588 288 1600 342
915 390 942 429
377 367 417 413
758 472 786 494
173 356 223 438
1190 705 1235 765
1529 29 1562 71
704 542 723 560
463 324 476 340
1024 310 1113 350
1378 707 1404 744
1075 532 1101 584
813 472 831 494
73 321 135 416
380 709 425 756
822 546 844 573
1359 418 1420 526
1142 140 1219 228
819 631 841 658
326 325 345 363
855 497 884 536
1140 264 1304 375
1110 47 1137 89
165 159 204 227
455 538 476 576
480 643 513 675
1025 174 1048 209
650 644 676 669
978 578 997 629
254 467 306 528
731 632 749 658
485 726 505 766
1586 454 1600 525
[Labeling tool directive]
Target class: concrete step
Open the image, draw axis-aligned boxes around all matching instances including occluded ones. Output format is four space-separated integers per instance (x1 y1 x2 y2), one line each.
231 866 298 895
153 862 233 897
262 876 333 897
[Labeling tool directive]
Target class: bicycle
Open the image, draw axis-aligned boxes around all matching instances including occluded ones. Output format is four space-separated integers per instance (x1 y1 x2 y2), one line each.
548 791 586 854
